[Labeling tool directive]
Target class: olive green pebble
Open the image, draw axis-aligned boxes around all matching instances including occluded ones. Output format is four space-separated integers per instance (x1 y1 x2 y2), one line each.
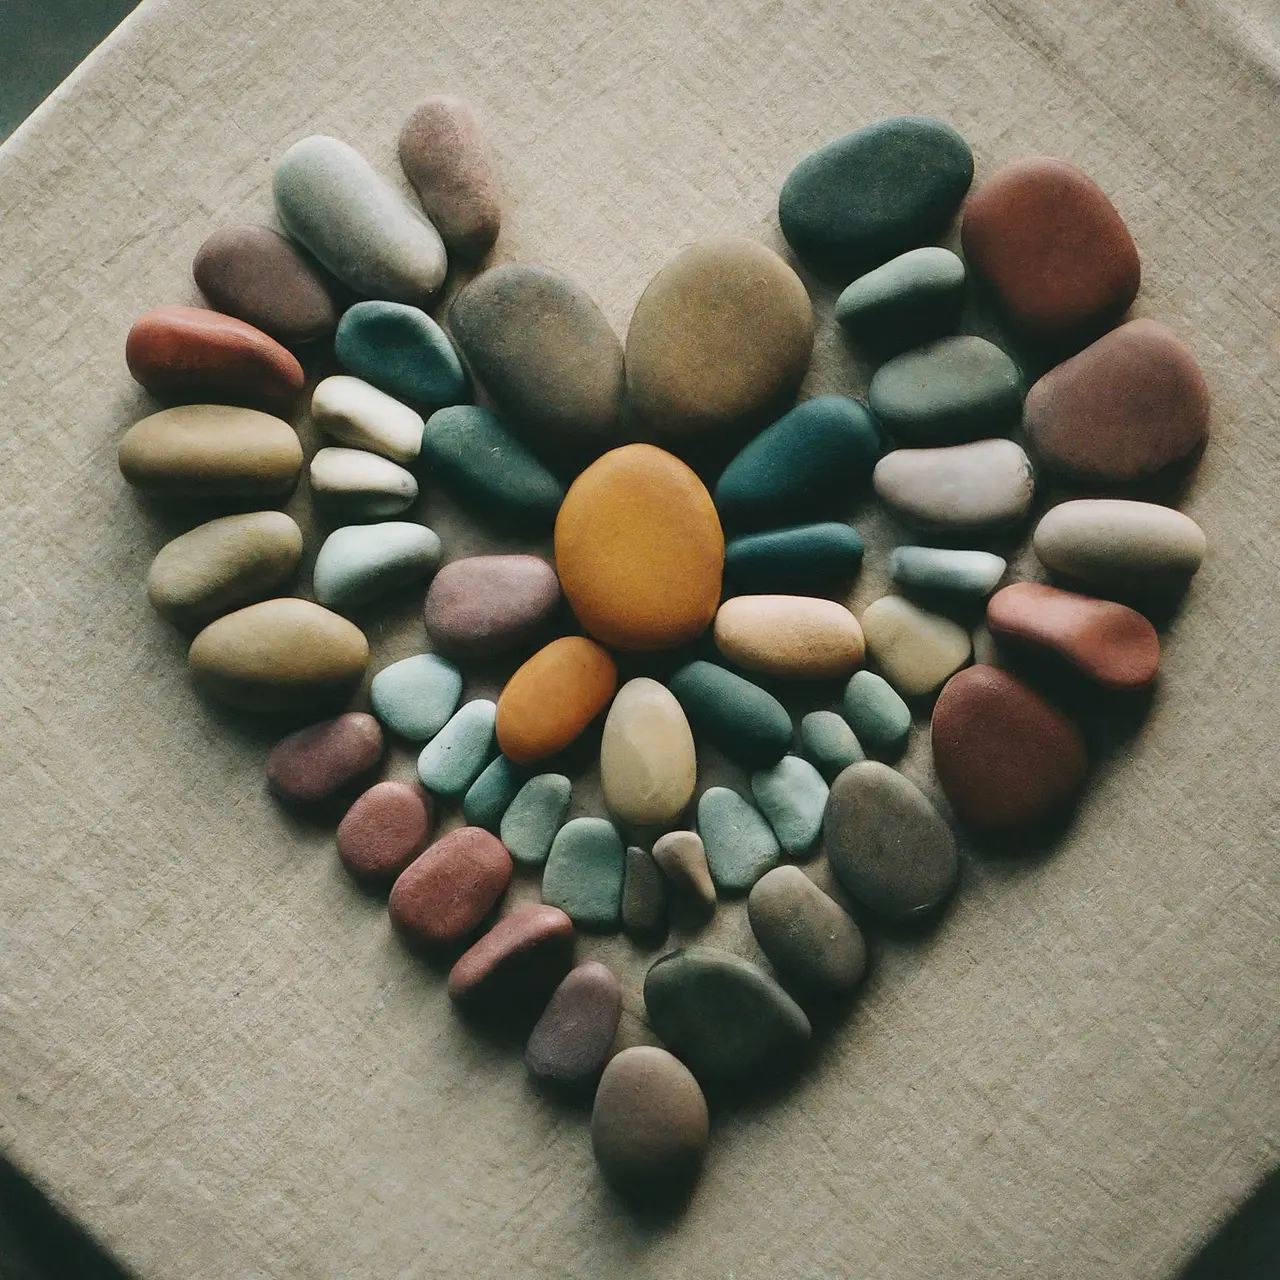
799 710 865 780
622 846 668 942
668 661 792 769
416 699 497 795
749 755 829 857
500 774 572 867
312 522 442 612
835 246 966 356
542 817 626 930
462 755 526 831
697 787 780 895
843 671 911 758
724 523 864 595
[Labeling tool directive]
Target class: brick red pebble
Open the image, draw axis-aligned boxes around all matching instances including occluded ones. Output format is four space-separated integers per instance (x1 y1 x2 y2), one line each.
389 826 512 947
524 961 623 1092
448 904 576 1011
422 554 561 659
336 781 430 881
266 712 383 804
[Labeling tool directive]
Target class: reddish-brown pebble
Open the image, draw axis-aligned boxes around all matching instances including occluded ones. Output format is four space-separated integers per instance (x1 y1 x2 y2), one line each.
422 554 560 659
524 961 623 1092
447 904 576 1009
336 781 431 881
266 712 384 804
931 665 1088 832
389 826 512 947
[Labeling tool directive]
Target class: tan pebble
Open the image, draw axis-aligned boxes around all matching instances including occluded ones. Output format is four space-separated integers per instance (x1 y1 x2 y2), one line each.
714 595 864 679
600 678 696 827
860 595 971 697
651 830 716 908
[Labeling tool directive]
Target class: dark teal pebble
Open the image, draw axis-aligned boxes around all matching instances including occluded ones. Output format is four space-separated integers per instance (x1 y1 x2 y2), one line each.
724 522 864 594
667 661 792 770
334 301 468 406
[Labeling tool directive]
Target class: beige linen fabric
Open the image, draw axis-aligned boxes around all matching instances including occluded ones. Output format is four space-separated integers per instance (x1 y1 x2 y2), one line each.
2 0 1279 1275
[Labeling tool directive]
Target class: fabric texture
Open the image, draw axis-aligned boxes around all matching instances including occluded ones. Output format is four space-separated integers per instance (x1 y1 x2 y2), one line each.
1 0 1278 1276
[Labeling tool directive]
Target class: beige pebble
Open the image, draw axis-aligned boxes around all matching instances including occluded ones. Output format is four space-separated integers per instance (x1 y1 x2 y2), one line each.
714 594 864 679
860 595 971 697
651 830 716 908
309 446 418 520
311 375 425 464
873 438 1034 531
600 678 696 827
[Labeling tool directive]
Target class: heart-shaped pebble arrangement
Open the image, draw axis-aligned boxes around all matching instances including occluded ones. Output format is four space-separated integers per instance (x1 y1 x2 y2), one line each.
117 99 1209 1207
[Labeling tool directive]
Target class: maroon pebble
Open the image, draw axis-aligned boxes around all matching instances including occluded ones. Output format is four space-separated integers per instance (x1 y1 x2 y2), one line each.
448 904 575 1010
337 781 431 881
524 961 623 1092
422 554 561 659
266 712 383 804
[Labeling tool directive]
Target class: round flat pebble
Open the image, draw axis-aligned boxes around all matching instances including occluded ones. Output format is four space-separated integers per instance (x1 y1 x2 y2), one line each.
842 670 911 758
651 830 717 909
555 444 724 651
874 439 1035 532
312 522 442 612
525 961 622 1093
461 755 525 832
961 155 1140 345
600 678 696 828
621 846 668 941
1024 318 1209 485
667 661 792 769
541 817 626 931
724 523 865 595
778 115 973 272
193 225 336 344
369 653 463 740
624 237 814 443
334 300 467 407
389 826 512 947
860 595 972 697
835 246 966 355
309 447 419 521
499 773 572 867
447 904 575 1013
697 787 781 895
416 699 497 795
495 636 618 765
932 665 1088 832
823 761 958 919
750 755 829 857
273 135 447 303
422 554 560 659
311 376 424 464
336 780 430 881
889 546 1006 597
266 712 383 804
714 595 865 680
147 510 303 632
799 710 865 780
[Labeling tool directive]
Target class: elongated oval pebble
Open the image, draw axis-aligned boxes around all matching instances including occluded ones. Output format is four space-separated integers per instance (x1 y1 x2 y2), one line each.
622 846 668 940
266 711 383 803
389 827 512 947
334 300 467 407
748 866 866 993
724 523 864 594
461 755 526 832
843 670 911 758
667 661 792 769
799 710 864 780
697 787 780 895
835 246 966 355
750 756 829 856
715 595 864 680
312 522 441 612
860 595 971 697
600 678 696 827
525 961 622 1093
311 376 424 464
309 447 419 522
369 653 462 740
448 904 576 1014
500 773 572 867
651 830 716 908
423 555 561 659
541 817 626 930
417 700 497 795
890 546 1006 597
336 780 430 881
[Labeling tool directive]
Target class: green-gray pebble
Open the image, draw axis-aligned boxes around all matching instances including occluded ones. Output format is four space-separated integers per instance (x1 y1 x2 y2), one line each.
724 523 864 595
311 522 442 612
334 301 467 406
890 546 1007 596
541 817 626 931
835 246 966 356
799 710 865 780
843 671 911 758
416 699 496 795
369 652 462 740
696 787 780 895
622 846 668 942
500 774 572 867
461 755 526 831
749 756 829 857
667 661 792 769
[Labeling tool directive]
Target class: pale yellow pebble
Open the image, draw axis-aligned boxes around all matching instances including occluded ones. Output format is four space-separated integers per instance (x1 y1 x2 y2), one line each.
600 678 696 827
714 594 864 679
860 595 971 697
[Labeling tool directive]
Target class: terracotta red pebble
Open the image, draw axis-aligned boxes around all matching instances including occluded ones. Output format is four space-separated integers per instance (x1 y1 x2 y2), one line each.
389 826 512 948
336 781 431 881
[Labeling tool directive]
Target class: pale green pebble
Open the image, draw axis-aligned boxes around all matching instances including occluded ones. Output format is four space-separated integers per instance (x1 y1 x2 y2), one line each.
416 699 496 795
697 787 780 896
462 755 526 831
843 671 911 758
312 522 442 612
369 653 462 740
541 817 625 930
835 247 966 355
799 711 865 780
890 546 1006 596
500 774 572 867
750 756 829 857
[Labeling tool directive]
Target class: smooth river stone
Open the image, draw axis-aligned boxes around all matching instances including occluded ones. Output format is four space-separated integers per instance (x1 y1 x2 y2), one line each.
389 826 512 947
713 396 881 530
835 246 966 355
449 264 624 466
651 831 717 909
311 376 424 464
667 661 792 769
447 904 576 1014
643 947 811 1081
1024 318 1210 486
495 636 618 765
500 773 572 867
986 582 1160 690
542 817 626 930
398 95 501 261
189 599 368 711
147 510 302 631
714 595 865 680
555 444 724 651
421 406 564 526
416 700 497 795
874 439 1035 532
750 755 829 856
600 678 696 828
724 523 865 595
868 336 1022 446
823 760 958 919
961 156 1140 344
311 522 442 612
118 405 301 502
369 653 463 740
273 134 447 303
747 866 866 994
266 712 383 804
309 447 418 522
334 301 467 407
622 846 668 940
842 670 911 758
624 237 814 443
890 546 1006 597
336 780 430 881
778 116 974 273
526 962 622 1093
799 710 865 780
697 787 780 895
422 554 560 659
193 225 336 344
461 755 526 832
860 595 971 697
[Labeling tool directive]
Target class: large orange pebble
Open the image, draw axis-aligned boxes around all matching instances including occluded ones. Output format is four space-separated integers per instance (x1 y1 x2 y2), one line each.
496 636 618 765
554 444 724 651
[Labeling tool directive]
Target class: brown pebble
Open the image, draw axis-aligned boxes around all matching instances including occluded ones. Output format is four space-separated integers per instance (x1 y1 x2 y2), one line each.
336 781 430 881
524 961 623 1092
447 903 576 1011
266 712 384 804
389 826 512 947
422 554 560 659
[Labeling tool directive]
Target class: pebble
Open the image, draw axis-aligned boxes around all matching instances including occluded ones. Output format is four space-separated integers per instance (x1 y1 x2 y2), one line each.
859 595 972 697
890 546 1006 597
495 636 618 765
389 826 512 947
713 396 881 530
747 866 867 994
823 760 958 918
714 595 865 681
308 447 419 521
189 598 368 711
651 831 717 909
986 582 1160 690
461 755 525 832
336 780 430 881
541 817 626 930
842 670 911 758
798 710 865 780
750 756 829 857
398 95 501 261
311 522 442 612
961 155 1140 344
624 237 814 443
874 439 1035 532
420 405 564 526
697 787 781 895
449 264 624 466
193 225 336 344
422 554 560 659
311 376 424 464
932 665 1089 832
643 947 811 1080
499 773 572 867
273 135 447 303
118 405 302 501
778 116 974 272
867 336 1022 446
622 846 668 940
1024 318 1210 485
667 661 792 769
447 904 575 1013
555 444 724 650
416 699 497 795
525 962 622 1093
146 510 302 631
724 523 865 594
835 246 966 355
600 678 696 828
591 1047 708 1200
334 300 468 406
266 712 384 804
369 653 463 740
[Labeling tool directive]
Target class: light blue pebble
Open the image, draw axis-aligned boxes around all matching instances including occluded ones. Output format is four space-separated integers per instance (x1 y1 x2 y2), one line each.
500 774 572 867
335 300 468 406
312 522 442 612
889 546 1007 596
541 817 625 931
750 756 829 857
369 653 462 740
462 755 526 831
843 671 911 758
697 787 780 896
799 710 865 780
416 699 496 795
